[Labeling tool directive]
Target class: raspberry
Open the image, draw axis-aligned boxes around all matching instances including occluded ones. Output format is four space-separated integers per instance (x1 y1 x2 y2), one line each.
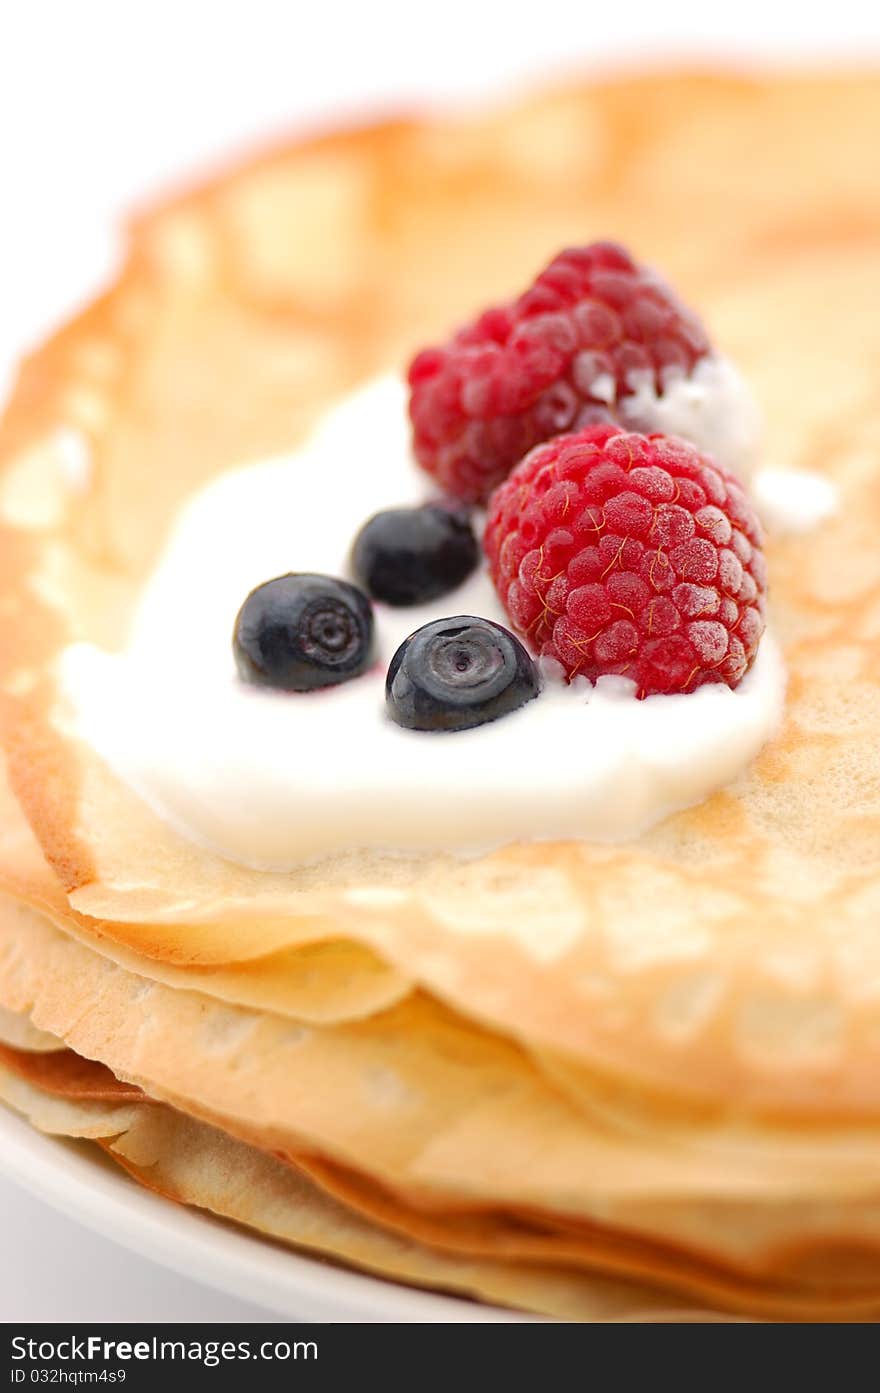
408 242 711 503
483 424 767 697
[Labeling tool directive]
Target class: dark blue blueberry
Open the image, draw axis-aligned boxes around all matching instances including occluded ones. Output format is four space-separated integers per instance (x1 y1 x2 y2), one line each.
234 573 374 691
386 616 540 732
351 503 479 607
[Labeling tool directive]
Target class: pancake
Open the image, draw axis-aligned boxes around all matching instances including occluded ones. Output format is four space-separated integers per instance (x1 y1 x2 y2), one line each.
0 1026 725 1323
0 73 878 1116
1 1021 879 1320
0 1001 63 1052
1 69 879 1322
0 758 410 1023
12 893 880 1320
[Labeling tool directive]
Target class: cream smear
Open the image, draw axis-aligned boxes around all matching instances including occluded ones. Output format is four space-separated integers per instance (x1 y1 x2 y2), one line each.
59 375 790 869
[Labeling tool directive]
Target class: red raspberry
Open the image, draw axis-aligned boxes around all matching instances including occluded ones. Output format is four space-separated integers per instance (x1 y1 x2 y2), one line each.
484 424 766 697
408 242 711 503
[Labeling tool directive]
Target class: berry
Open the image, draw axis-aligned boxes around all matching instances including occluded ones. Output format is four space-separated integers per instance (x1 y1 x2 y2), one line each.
484 423 766 697
386 616 540 731
408 242 711 503
351 502 478 606
234 573 374 691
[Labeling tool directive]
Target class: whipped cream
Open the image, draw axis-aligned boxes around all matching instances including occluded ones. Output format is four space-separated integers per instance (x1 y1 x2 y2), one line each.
58 376 787 870
752 466 838 535
617 355 762 479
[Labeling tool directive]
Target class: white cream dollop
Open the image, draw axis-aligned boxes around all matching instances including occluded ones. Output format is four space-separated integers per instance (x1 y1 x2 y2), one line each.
617 355 762 479
58 376 787 870
752 466 839 535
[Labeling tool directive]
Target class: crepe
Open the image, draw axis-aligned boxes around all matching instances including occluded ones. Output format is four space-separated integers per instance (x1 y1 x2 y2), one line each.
0 1039 727 1323
8 897 880 1319
0 1002 63 1053
5 1009 880 1321
0 761 409 1024
1 69 879 1321
0 72 879 1113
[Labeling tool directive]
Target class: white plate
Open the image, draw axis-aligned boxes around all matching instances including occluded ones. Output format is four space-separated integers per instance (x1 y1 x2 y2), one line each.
0 1105 529 1323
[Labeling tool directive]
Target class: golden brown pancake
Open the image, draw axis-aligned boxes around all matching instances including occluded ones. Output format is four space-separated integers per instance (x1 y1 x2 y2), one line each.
0 759 410 1023
6 1018 880 1321
1 70 880 1321
9 896 880 1321
0 72 879 1111
0 1025 731 1323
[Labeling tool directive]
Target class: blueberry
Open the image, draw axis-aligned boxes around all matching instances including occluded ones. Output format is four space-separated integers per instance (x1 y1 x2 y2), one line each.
386 616 540 732
234 573 374 691
351 503 479 606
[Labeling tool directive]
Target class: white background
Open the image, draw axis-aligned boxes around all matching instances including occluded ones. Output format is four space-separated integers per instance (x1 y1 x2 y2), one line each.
1 0 879 1323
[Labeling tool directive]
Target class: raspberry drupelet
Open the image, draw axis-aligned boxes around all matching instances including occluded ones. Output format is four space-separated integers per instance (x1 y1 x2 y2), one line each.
408 242 712 504
483 423 767 697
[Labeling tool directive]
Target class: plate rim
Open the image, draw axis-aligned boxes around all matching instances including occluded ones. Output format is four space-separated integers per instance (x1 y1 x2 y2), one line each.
0 1103 531 1323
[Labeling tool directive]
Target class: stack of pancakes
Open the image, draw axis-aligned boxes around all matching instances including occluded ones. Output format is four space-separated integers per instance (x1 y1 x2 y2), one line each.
1 71 879 1321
